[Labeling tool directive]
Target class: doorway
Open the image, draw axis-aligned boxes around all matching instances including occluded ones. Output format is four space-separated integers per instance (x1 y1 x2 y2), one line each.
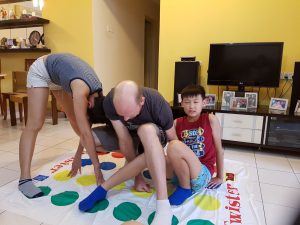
144 19 158 89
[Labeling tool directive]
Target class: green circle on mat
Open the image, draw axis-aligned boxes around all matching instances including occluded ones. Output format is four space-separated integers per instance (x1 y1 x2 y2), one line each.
148 212 179 225
76 175 96 186
39 186 51 196
51 191 79 206
113 202 141 221
187 219 214 225
194 195 221 211
87 199 109 213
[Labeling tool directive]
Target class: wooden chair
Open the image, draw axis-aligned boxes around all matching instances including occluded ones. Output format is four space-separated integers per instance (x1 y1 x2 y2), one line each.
3 71 58 126
0 74 6 116
9 92 58 126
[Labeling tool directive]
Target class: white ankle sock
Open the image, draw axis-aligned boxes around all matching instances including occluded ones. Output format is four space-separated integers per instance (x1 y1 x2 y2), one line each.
151 199 172 225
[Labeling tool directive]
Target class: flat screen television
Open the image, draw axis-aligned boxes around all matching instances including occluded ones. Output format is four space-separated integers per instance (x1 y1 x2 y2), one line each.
207 42 284 91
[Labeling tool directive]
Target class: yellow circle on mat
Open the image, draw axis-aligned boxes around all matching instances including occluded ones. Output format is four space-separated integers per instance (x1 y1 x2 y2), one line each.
76 175 96 186
53 170 71 181
194 195 221 211
112 182 126 191
130 188 155 198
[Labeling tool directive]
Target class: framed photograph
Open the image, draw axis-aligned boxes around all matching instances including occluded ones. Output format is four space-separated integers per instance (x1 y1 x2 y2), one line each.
222 91 235 107
230 97 248 111
269 98 288 111
245 92 258 108
204 94 216 106
294 100 300 116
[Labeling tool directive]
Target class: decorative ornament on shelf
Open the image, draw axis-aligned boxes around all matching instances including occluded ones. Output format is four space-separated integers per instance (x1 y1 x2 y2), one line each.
33 0 44 10
28 30 41 47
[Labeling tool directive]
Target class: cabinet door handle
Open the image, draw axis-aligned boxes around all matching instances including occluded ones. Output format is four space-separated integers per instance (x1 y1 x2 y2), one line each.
232 133 241 137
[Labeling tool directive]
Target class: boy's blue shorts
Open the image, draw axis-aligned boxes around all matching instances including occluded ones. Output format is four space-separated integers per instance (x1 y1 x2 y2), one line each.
171 164 212 193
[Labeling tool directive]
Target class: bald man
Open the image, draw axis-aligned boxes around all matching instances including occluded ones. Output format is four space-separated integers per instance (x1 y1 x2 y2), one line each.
79 81 177 225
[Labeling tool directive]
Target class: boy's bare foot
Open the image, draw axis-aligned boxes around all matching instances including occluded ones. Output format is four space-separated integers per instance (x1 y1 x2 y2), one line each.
134 174 150 192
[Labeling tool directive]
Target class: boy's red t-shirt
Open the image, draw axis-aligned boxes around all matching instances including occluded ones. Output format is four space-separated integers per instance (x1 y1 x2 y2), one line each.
175 113 216 175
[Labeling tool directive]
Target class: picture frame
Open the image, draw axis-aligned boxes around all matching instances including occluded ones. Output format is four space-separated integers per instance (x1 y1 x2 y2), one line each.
222 91 235 107
204 94 216 106
294 100 300 116
269 98 288 111
230 97 248 111
245 92 258 108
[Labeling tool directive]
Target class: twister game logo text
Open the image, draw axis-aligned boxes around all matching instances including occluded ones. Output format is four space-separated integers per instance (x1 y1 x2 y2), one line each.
224 182 242 224
181 127 205 157
50 157 74 173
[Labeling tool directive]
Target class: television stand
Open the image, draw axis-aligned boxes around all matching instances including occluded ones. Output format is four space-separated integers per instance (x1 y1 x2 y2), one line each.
235 85 245 97
235 91 245 97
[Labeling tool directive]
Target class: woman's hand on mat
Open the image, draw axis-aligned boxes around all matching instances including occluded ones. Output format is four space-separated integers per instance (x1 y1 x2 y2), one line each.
68 155 82 177
95 167 105 185
207 177 223 189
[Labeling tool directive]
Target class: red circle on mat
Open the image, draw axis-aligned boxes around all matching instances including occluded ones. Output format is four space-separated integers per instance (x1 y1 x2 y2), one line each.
112 152 124 158
97 152 109 155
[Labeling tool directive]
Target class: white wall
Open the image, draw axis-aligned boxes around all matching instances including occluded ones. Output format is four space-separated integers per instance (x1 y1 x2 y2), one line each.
92 0 159 94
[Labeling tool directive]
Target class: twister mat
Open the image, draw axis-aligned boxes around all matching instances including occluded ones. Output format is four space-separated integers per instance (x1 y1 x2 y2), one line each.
0 152 260 225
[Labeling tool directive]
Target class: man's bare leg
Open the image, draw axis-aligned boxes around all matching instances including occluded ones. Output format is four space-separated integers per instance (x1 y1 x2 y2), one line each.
137 124 172 225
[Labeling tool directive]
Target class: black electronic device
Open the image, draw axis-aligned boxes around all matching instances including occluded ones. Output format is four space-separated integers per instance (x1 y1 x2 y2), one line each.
207 42 284 92
266 117 300 150
173 61 200 105
181 56 196 61
289 62 300 115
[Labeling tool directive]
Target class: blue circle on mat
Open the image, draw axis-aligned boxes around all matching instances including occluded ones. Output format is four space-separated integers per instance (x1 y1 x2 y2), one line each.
81 159 92 167
100 162 116 170
143 170 152 179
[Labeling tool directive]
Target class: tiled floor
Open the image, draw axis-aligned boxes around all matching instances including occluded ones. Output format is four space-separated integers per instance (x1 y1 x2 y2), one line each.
0 116 299 225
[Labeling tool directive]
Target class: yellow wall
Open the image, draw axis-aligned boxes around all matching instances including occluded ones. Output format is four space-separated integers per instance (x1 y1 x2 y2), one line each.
43 0 94 66
158 0 300 105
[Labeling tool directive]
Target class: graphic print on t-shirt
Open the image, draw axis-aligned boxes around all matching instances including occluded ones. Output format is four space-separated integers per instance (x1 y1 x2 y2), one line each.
181 127 205 157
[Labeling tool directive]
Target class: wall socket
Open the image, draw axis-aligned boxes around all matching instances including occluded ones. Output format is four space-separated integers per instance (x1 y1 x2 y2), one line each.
280 72 293 80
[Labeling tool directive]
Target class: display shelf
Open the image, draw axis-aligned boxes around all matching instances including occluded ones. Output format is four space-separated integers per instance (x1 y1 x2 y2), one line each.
0 17 49 29
0 0 30 4
0 48 51 53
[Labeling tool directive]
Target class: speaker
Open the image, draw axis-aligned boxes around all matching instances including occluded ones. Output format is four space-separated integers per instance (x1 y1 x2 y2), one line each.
173 61 200 105
290 62 300 115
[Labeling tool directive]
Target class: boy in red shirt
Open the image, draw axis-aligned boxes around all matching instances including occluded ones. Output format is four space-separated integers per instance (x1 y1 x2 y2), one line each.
167 84 224 205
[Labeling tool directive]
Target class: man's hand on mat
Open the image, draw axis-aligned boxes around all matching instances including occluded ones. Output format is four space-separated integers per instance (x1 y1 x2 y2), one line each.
207 177 223 189
134 174 151 192
68 155 82 177
95 167 105 185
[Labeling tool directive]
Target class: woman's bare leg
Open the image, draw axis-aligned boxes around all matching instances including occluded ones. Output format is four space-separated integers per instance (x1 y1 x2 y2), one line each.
19 87 49 198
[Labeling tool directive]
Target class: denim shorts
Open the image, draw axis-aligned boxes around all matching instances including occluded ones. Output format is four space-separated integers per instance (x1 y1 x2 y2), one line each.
191 164 212 193
27 57 62 90
171 164 212 193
